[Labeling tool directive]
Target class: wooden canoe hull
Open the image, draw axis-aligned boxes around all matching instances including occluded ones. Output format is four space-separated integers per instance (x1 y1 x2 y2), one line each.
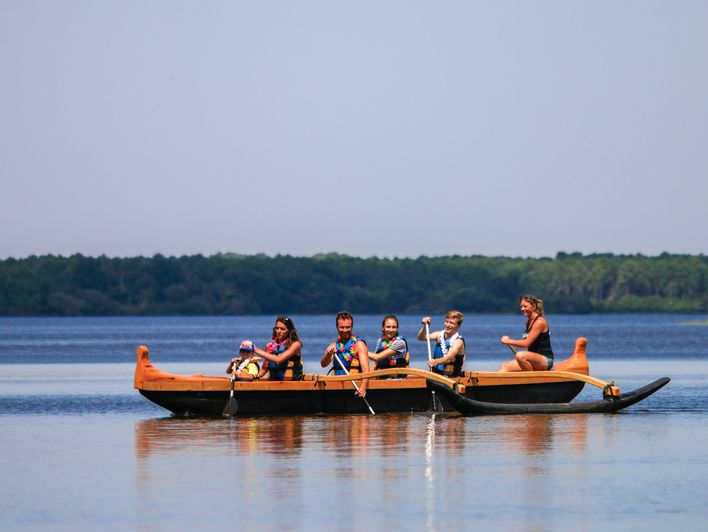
134 339 599 417
140 385 438 416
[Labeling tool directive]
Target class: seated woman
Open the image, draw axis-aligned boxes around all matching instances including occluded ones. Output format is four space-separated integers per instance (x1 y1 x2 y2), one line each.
253 316 304 380
368 314 409 371
226 340 261 381
499 295 554 371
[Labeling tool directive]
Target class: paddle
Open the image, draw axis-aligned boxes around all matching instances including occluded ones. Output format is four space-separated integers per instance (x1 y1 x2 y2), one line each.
506 343 517 354
425 322 433 362
425 321 441 412
223 361 237 416
333 353 376 415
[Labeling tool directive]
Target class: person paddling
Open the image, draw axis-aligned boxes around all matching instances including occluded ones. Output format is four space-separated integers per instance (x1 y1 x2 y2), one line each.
498 295 554 371
226 340 261 381
321 311 371 397
417 311 466 377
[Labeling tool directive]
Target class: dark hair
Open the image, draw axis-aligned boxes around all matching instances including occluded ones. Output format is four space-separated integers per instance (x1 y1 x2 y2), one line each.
519 295 544 315
380 314 399 335
336 311 353 326
272 315 301 345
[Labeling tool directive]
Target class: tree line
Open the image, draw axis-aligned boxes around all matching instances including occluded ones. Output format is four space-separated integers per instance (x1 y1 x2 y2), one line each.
0 252 706 316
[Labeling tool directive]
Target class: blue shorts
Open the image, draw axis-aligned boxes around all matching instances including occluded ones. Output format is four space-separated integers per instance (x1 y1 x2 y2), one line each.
544 356 554 370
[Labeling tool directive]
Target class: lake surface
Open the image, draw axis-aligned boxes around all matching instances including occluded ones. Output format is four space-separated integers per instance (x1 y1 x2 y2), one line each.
1 314 707 530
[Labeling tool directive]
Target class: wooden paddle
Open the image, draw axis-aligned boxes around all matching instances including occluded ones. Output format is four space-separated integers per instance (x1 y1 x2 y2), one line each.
425 321 442 411
223 361 237 416
333 352 376 415
425 322 433 362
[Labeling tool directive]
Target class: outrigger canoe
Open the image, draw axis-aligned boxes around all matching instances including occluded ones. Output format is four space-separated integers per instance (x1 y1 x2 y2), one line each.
134 338 669 417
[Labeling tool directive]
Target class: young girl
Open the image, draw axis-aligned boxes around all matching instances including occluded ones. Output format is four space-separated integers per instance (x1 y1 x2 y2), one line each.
369 314 409 370
253 316 304 381
226 340 261 381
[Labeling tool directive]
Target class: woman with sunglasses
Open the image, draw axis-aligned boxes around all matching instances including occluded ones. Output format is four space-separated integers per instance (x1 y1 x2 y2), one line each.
253 316 304 380
498 295 555 371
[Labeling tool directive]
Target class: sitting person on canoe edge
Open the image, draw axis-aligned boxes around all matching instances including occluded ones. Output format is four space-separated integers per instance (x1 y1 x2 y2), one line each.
321 311 371 397
226 340 262 381
498 295 554 371
368 314 409 373
252 316 304 380
417 311 466 377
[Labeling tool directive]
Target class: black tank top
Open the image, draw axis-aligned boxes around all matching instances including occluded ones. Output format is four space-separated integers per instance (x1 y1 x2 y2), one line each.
525 317 554 359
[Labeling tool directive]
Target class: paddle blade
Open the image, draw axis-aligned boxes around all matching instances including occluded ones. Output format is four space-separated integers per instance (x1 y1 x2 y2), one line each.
223 395 236 417
223 371 236 416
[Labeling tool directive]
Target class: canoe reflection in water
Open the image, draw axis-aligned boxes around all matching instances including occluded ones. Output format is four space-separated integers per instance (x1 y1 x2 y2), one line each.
134 413 595 528
134 412 590 464
135 416 306 460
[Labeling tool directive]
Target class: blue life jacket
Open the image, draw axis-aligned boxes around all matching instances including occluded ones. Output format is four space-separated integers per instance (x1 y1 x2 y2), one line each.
333 336 366 375
432 335 465 377
265 339 303 381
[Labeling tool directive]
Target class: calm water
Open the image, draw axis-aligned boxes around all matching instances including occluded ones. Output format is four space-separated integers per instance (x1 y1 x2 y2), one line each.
1 314 707 531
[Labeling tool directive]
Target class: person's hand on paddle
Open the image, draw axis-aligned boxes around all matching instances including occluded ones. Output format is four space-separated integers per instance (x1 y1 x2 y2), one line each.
421 316 432 326
500 336 511 344
321 343 336 367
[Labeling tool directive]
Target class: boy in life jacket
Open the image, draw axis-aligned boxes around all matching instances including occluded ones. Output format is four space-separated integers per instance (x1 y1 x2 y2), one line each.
320 311 371 397
417 311 466 377
226 340 262 381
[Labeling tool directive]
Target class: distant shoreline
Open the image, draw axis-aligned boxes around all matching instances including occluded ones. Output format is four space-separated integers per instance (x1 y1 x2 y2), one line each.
1 253 706 316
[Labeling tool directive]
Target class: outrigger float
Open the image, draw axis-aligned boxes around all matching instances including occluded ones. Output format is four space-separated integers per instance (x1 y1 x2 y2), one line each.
134 338 670 417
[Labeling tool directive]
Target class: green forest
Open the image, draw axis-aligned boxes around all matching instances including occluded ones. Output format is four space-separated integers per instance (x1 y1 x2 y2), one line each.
0 252 706 316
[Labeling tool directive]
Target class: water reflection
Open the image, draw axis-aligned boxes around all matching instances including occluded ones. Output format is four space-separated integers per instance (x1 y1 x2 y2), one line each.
135 416 306 459
134 413 592 530
496 414 589 457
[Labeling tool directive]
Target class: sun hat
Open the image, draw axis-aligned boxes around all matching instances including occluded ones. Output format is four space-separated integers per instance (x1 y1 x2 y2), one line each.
239 340 254 352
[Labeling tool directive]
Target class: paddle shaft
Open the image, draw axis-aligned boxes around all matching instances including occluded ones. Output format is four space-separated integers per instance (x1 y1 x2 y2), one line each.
425 322 443 411
425 323 433 361
506 343 517 354
333 353 376 415
223 362 237 416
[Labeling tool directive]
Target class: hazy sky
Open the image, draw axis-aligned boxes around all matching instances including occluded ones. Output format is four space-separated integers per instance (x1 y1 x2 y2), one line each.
2 1 707 259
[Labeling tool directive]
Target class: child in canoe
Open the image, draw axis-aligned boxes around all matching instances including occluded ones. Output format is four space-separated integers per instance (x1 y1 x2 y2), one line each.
417 311 466 377
226 340 262 381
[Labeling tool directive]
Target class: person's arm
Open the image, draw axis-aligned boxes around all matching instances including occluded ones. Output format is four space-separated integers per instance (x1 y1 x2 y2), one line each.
354 341 370 396
226 357 238 374
257 361 269 379
501 318 547 349
321 343 336 368
428 338 464 368
418 316 440 342
368 347 394 362
235 367 255 381
369 338 405 361
417 316 431 341
255 341 302 365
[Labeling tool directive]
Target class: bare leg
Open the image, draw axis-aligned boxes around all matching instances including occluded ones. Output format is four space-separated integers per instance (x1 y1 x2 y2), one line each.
515 351 549 371
498 359 522 372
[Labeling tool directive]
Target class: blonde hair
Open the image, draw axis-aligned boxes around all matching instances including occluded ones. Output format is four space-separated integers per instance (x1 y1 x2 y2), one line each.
520 295 544 315
444 310 464 325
